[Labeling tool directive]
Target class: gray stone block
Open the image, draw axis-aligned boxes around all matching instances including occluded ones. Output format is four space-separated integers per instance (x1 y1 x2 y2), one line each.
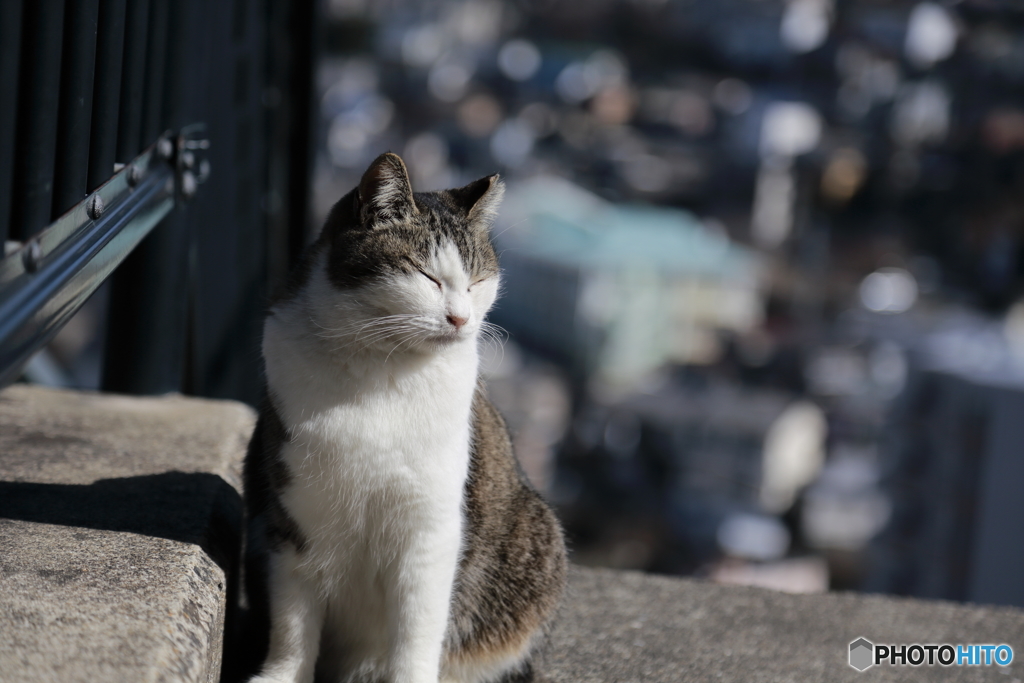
0 384 255 683
538 566 1024 681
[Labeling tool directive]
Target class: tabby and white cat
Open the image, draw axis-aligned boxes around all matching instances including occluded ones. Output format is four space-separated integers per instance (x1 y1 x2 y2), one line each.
243 153 567 683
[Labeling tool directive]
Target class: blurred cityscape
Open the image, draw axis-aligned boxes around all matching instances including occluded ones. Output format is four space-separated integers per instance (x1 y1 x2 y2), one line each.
28 0 1024 607
308 0 1024 606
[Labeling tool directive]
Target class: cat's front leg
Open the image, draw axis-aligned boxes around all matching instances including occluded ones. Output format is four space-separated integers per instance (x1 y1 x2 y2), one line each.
386 519 462 683
251 548 325 683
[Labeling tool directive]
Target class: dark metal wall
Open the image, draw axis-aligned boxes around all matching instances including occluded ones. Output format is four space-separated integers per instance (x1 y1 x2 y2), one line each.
0 0 319 406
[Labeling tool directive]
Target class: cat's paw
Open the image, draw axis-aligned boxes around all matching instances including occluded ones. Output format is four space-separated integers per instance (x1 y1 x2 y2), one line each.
246 673 308 683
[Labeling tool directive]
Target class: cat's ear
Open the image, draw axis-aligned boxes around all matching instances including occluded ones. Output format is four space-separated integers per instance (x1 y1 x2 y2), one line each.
448 174 505 232
357 152 418 226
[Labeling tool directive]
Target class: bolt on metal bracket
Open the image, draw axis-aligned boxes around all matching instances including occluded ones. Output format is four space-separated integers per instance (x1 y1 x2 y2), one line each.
173 123 210 204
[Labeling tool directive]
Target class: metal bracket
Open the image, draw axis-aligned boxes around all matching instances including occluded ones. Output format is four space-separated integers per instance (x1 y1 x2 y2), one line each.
0 125 211 388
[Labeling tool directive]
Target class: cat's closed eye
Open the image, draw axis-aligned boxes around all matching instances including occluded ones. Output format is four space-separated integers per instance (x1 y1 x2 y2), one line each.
418 269 443 290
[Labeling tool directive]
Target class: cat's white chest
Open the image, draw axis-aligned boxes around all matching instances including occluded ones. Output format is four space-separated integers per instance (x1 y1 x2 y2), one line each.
265 317 478 577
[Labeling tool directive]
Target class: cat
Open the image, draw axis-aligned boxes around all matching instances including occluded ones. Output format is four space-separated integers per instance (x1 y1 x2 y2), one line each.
242 152 567 683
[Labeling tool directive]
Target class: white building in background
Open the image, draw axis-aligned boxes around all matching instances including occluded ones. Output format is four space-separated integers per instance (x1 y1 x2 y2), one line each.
494 176 765 389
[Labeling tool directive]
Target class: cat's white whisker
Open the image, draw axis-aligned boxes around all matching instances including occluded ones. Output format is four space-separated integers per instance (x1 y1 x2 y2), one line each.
489 216 529 241
382 329 422 365
316 314 423 341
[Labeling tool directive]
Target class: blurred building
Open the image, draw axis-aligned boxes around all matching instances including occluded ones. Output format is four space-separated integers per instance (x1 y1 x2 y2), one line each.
867 313 1024 608
301 0 1024 604
493 176 764 387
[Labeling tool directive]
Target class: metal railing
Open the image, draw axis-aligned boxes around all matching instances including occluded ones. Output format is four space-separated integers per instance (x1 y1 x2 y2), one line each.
0 0 319 404
0 132 209 387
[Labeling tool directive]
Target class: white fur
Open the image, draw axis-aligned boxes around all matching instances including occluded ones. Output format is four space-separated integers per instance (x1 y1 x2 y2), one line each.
252 240 500 683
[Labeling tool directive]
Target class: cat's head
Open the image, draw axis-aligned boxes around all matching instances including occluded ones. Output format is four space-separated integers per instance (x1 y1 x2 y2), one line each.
307 152 504 353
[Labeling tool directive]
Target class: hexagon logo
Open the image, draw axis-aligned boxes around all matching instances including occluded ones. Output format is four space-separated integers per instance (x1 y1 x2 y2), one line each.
849 637 874 671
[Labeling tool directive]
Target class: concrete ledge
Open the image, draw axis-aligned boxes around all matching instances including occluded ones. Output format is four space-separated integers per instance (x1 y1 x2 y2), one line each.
539 566 1024 682
0 384 255 683
4 384 1024 683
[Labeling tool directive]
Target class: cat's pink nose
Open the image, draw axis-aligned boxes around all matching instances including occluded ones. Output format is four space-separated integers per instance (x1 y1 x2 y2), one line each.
447 314 468 331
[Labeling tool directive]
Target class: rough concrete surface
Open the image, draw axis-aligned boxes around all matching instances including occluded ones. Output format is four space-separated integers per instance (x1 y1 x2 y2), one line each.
537 566 1024 682
0 384 255 683
4 383 1024 683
